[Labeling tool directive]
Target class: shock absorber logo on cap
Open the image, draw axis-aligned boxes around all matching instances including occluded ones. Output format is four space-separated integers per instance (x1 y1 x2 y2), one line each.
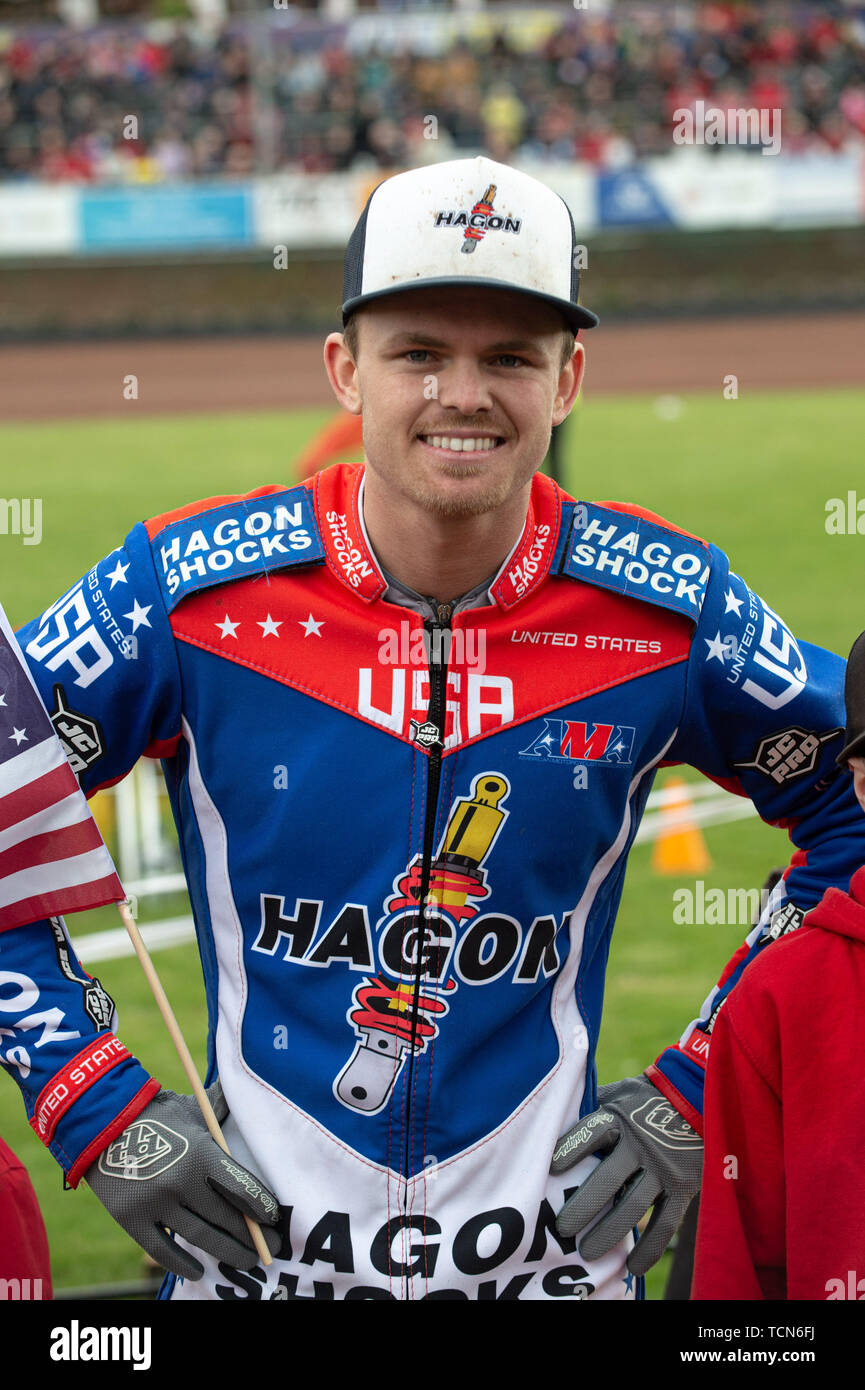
334 773 510 1114
432 185 522 255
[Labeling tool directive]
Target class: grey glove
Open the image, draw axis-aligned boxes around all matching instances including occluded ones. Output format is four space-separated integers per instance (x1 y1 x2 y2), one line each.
85 1083 282 1280
551 1075 703 1277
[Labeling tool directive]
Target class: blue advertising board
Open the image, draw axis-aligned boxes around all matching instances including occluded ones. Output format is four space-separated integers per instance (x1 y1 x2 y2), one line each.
597 168 673 227
79 184 253 252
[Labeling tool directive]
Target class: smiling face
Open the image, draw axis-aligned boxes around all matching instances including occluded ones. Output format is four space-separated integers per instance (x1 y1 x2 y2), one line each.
325 286 584 522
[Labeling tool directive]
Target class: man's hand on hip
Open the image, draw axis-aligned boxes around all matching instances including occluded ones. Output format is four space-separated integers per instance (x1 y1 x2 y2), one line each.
551 1075 703 1277
84 1083 282 1280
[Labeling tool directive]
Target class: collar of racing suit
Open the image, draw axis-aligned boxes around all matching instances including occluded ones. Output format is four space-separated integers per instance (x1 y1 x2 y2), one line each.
337 467 560 616
357 475 498 619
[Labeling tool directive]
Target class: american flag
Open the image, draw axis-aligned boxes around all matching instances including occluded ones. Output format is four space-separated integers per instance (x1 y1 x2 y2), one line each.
0 600 124 932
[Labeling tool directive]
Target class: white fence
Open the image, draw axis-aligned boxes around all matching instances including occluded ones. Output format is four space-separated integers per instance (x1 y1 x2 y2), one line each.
71 760 758 965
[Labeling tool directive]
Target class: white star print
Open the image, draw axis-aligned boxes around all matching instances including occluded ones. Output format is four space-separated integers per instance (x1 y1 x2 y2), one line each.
123 600 152 632
299 613 324 637
9 727 28 745
258 614 282 638
724 587 744 617
105 560 130 589
0 694 6 707
216 615 240 639
704 631 729 663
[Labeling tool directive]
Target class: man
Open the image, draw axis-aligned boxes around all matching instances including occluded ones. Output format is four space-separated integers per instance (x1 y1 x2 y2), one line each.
692 632 865 1301
2 157 863 1301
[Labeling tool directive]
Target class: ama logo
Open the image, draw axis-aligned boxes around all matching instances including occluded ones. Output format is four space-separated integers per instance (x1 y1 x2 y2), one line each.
519 719 635 767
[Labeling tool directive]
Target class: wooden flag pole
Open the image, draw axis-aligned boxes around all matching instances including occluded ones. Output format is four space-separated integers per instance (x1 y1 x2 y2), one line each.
116 898 272 1268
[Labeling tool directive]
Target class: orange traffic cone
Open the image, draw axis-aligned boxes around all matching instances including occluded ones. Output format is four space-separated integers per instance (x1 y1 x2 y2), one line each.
651 776 712 875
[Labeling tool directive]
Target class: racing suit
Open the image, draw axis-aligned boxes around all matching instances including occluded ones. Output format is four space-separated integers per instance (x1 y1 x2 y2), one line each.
2 461 863 1301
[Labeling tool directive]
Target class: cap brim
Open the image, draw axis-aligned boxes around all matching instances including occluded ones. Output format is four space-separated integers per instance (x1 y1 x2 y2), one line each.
836 731 865 768
342 277 599 333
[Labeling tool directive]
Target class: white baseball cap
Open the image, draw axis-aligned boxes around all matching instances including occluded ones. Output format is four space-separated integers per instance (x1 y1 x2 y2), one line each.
342 155 598 333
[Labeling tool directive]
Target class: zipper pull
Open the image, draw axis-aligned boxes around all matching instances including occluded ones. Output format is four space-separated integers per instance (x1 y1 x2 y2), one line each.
426 607 452 669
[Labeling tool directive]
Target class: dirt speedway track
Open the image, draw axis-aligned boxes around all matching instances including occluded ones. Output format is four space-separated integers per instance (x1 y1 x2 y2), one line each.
0 311 861 422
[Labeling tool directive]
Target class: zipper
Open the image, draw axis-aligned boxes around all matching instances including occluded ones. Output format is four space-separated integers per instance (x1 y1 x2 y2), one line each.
400 602 452 1207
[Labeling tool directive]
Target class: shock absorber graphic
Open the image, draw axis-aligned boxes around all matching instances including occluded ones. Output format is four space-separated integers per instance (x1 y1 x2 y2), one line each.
334 774 510 1113
461 184 497 254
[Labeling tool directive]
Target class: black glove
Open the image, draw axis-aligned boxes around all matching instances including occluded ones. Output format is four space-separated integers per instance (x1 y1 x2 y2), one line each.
85 1083 281 1280
551 1075 703 1277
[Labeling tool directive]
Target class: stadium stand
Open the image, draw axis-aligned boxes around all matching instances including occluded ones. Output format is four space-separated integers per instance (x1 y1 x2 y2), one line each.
1 3 863 182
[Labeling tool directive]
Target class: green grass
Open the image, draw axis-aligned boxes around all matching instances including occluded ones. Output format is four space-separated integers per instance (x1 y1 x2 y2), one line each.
0 408 346 627
2 387 861 648
568 386 865 654
0 386 862 1299
0 939 210 1293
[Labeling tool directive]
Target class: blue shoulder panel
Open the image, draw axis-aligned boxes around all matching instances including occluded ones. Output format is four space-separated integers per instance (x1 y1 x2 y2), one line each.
549 498 577 575
560 502 711 622
150 487 325 613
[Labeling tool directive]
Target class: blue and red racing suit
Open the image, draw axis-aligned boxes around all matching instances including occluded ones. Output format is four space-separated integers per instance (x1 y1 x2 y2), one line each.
2 461 862 1301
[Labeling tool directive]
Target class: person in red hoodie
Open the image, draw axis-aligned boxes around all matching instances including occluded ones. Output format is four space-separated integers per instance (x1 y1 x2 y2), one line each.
0 1133 52 1298
692 630 865 1300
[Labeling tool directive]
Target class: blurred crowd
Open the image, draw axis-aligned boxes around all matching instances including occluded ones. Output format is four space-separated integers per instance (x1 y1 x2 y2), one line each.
1 2 864 182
